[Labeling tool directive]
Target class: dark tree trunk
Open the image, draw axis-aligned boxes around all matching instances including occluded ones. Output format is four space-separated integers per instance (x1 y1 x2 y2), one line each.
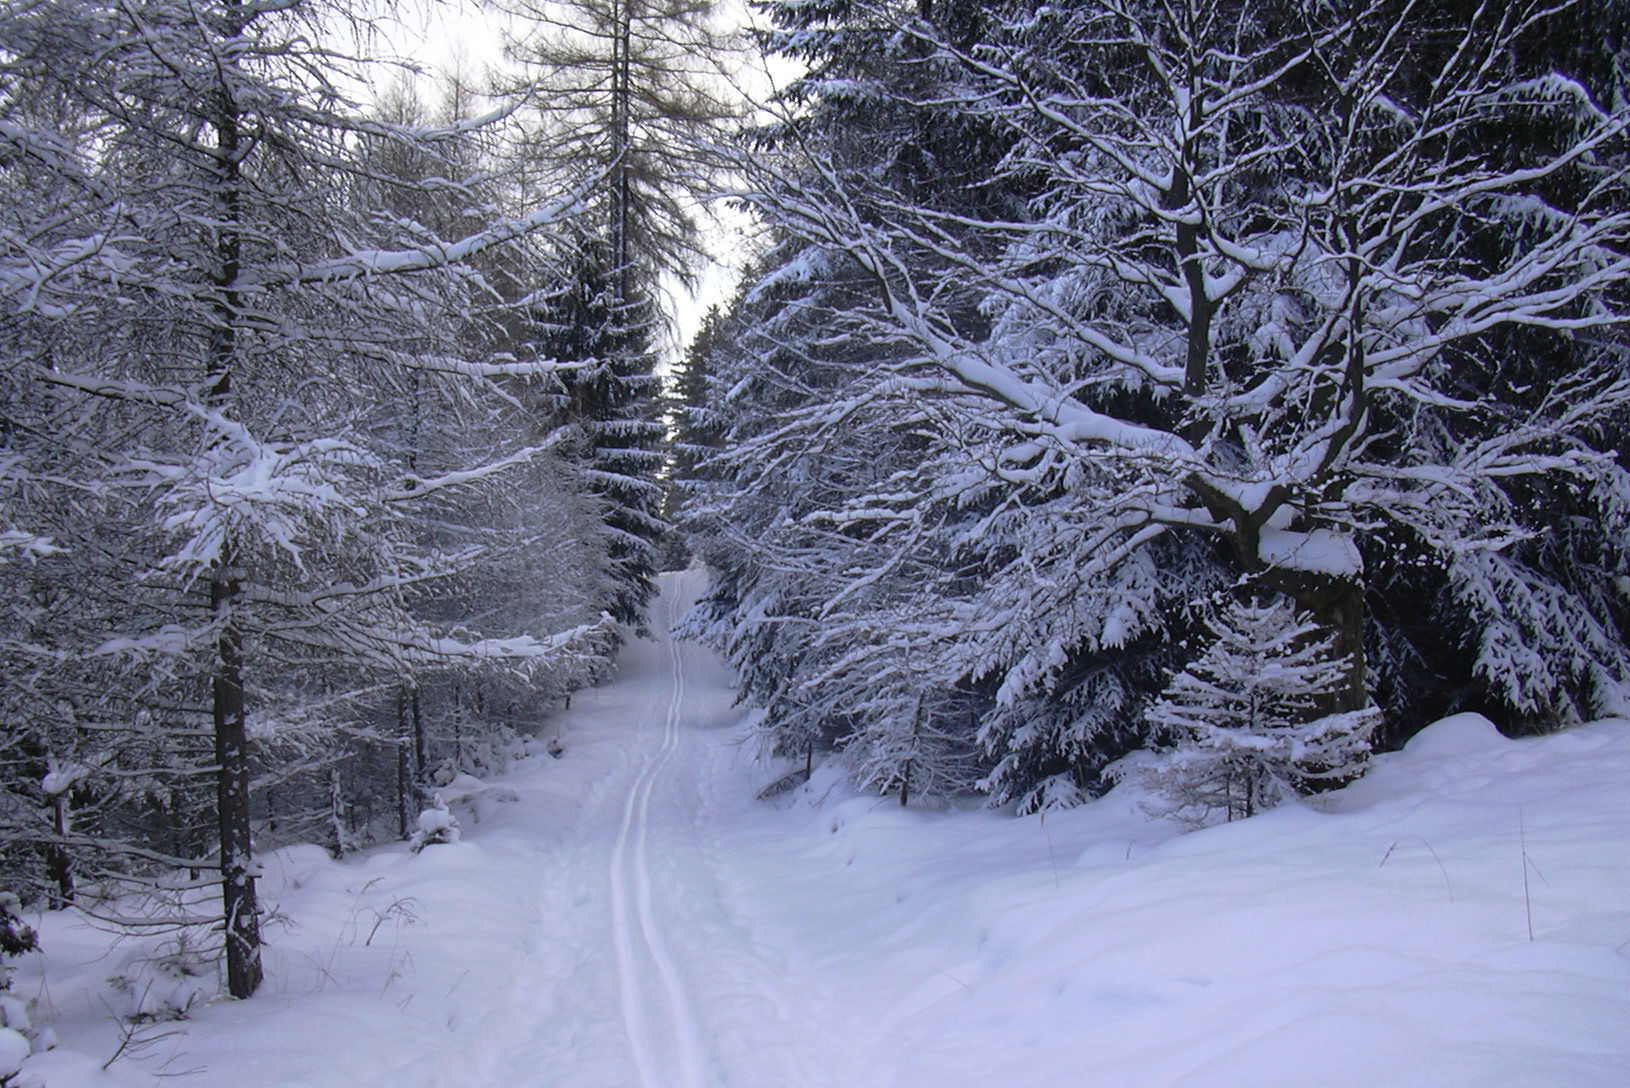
411 686 427 786
1263 567 1368 717
327 768 348 858
212 542 263 999
611 0 632 304
208 2 261 997
397 689 412 839
46 794 74 908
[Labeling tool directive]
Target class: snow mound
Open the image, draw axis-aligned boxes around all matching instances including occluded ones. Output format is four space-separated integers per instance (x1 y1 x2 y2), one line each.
0 1027 29 1077
1399 711 1508 757
728 715 1629 1087
437 772 521 824
260 843 336 893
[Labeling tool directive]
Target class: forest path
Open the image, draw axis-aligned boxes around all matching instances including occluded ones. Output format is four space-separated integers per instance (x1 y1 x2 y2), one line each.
29 572 1627 1088
470 569 857 1088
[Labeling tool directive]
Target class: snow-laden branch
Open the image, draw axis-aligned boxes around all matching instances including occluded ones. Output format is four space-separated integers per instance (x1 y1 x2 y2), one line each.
242 166 606 287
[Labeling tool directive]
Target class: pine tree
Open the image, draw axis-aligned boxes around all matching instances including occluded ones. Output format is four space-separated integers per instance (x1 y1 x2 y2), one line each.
527 237 666 629
659 301 730 568
1134 596 1380 827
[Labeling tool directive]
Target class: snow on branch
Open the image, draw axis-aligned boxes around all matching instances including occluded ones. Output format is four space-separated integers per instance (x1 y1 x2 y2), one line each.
244 168 607 288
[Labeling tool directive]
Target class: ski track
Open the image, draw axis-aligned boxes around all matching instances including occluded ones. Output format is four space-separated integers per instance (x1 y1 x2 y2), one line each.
609 586 707 1088
467 569 843 1088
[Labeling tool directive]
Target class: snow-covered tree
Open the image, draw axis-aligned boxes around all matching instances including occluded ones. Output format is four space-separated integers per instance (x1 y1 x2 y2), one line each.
499 0 744 632
698 0 1628 806
1130 594 1379 826
0 0 605 996
659 301 731 569
526 237 667 630
502 0 739 283
682 0 1045 796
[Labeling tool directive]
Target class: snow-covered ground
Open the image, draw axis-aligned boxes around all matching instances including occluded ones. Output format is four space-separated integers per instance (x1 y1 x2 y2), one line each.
12 570 1629 1087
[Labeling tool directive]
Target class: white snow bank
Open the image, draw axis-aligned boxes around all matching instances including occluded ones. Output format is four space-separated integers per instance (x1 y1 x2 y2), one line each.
731 714 1628 1088
0 1027 29 1078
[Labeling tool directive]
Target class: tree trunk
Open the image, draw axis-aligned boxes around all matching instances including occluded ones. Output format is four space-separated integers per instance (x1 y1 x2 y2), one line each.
1263 567 1368 717
900 694 921 807
327 768 349 858
212 541 263 999
397 689 412 839
453 681 464 768
47 794 74 909
208 1 261 997
611 0 632 305
411 686 427 787
1296 580 1365 716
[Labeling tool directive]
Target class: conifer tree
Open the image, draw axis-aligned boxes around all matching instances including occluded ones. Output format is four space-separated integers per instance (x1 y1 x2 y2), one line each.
503 0 741 630
1 0 600 997
699 0 1627 809
1135 596 1380 826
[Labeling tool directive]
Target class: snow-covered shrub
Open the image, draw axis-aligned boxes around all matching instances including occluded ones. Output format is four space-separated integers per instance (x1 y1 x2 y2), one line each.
0 992 52 1076
107 935 215 1022
0 1027 29 1085
0 896 34 992
0 895 52 1082
1128 595 1379 827
409 795 461 853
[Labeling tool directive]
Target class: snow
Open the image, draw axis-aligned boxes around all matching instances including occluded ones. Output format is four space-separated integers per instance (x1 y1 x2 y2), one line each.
415 805 456 837
1259 527 1363 578
408 796 462 853
0 1027 28 1078
9 572 1627 1086
0 529 60 562
40 764 90 799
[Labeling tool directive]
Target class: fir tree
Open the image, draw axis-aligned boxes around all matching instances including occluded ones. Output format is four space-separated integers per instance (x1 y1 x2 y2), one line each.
1135 595 1380 827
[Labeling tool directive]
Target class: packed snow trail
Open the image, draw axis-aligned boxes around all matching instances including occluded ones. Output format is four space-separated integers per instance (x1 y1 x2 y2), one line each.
606 581 706 1088
466 567 851 1088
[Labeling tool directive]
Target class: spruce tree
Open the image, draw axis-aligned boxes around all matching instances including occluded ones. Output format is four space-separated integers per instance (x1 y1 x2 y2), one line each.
1137 596 1380 826
503 0 740 632
1 0 602 996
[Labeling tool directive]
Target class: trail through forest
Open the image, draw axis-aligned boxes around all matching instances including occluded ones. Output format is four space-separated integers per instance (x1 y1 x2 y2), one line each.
20 570 1628 1088
470 568 853 1088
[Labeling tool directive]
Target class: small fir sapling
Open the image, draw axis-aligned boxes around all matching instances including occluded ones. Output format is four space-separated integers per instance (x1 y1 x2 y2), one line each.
106 936 215 1023
1127 594 1380 827
409 795 461 853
